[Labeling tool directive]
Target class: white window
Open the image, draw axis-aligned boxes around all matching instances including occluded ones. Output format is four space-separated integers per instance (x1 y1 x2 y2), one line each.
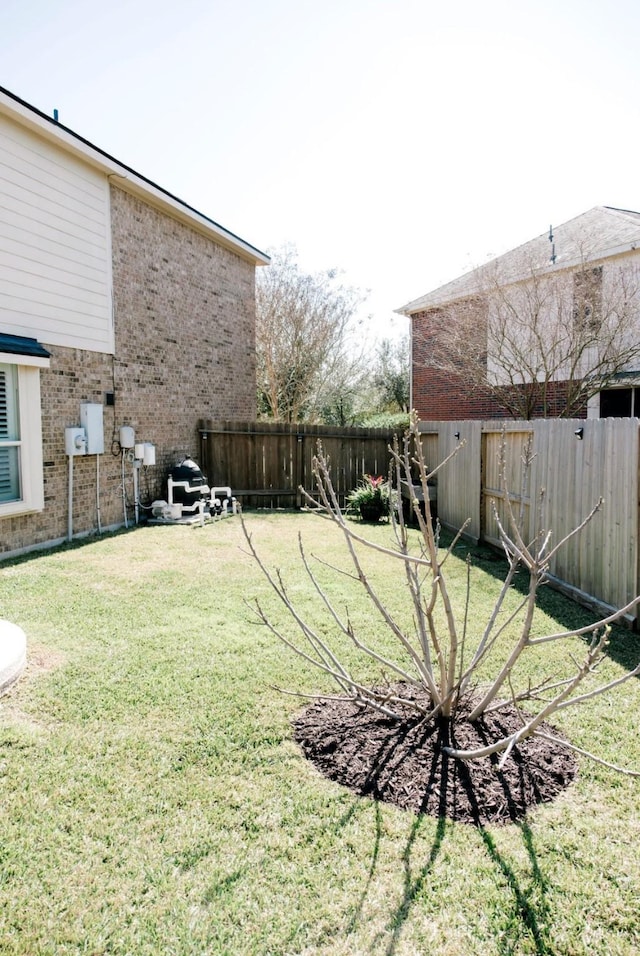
0 340 50 518
0 364 20 502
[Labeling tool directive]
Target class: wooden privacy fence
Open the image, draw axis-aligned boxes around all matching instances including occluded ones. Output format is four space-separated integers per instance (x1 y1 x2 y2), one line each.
421 418 640 622
198 420 398 509
198 417 639 621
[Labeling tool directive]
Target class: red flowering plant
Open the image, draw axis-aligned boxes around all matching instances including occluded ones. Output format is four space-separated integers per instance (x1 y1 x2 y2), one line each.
346 473 392 521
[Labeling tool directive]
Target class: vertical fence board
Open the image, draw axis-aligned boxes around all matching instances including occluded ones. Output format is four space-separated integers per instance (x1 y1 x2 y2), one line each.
480 425 533 548
432 420 482 541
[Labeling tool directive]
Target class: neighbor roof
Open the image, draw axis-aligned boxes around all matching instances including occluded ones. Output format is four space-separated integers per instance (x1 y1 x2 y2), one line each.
398 206 640 315
0 86 270 267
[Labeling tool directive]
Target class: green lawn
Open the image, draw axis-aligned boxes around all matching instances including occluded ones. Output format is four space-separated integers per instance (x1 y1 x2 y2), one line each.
0 513 639 955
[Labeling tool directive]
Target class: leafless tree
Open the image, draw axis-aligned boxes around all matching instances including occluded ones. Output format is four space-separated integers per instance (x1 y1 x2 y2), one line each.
372 334 410 413
420 245 640 419
256 245 369 423
243 415 640 771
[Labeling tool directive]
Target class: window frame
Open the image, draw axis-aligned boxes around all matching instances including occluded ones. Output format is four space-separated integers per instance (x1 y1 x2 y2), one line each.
572 266 603 337
597 384 640 419
0 350 49 518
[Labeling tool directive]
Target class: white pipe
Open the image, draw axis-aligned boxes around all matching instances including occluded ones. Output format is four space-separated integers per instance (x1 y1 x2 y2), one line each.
96 454 102 534
133 462 140 525
67 454 74 542
122 450 128 529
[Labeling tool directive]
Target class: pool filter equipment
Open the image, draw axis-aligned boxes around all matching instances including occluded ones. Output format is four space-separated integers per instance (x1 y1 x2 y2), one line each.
167 457 211 516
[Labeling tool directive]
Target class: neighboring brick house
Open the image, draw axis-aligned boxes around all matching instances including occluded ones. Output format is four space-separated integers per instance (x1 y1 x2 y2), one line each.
399 207 640 421
0 86 269 557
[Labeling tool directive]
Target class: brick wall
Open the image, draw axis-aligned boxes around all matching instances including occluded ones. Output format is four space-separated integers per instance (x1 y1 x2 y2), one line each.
109 186 257 467
411 305 508 420
411 308 586 421
0 185 259 556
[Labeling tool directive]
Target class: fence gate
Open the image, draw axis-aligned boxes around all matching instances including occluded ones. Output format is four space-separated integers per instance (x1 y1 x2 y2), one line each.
480 427 534 548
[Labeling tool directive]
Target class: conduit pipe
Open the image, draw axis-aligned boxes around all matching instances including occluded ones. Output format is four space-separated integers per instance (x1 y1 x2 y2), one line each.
96 454 102 534
122 450 128 529
133 460 140 525
67 454 74 542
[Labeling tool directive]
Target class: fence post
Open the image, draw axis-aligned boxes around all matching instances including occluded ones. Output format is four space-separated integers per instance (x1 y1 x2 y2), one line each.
295 430 304 509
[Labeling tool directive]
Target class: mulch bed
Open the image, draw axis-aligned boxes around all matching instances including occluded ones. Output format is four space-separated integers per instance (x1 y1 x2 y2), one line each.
293 684 577 826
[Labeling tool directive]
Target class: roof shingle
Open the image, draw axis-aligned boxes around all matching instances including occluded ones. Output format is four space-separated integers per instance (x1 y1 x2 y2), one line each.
398 206 640 314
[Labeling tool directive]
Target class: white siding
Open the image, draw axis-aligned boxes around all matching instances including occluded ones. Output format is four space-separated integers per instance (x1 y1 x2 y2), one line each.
0 114 113 353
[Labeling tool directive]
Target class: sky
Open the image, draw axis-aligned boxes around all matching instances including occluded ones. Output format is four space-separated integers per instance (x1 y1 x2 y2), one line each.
2 0 640 343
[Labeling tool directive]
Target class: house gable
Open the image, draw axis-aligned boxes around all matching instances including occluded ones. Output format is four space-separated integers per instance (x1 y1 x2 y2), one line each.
402 207 640 421
0 86 269 268
399 206 640 315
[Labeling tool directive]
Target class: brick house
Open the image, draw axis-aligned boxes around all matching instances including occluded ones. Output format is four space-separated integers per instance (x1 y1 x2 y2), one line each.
0 86 269 557
399 206 640 421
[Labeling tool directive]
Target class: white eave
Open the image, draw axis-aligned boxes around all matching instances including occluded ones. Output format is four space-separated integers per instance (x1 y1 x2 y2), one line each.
0 87 270 267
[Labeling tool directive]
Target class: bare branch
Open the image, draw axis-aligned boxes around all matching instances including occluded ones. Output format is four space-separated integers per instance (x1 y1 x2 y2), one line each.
533 731 640 777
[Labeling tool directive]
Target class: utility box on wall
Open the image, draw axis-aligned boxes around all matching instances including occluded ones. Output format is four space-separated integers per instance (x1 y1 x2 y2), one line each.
80 403 105 455
64 427 87 456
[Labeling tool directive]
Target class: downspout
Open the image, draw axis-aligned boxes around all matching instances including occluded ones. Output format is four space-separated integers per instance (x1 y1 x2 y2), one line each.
121 449 128 528
409 314 414 413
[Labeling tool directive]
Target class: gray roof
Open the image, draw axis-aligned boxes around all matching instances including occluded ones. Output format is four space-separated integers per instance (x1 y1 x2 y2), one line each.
398 206 640 315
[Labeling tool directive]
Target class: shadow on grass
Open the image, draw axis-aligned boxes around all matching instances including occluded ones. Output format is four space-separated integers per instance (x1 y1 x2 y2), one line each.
332 715 448 939
460 758 553 955
479 823 553 956
319 715 453 947
343 801 383 936
378 813 553 956
0 525 135 569
378 813 447 956
372 720 554 955
374 720 451 955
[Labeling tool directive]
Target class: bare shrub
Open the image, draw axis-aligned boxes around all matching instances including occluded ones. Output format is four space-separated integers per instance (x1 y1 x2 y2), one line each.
242 415 640 771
